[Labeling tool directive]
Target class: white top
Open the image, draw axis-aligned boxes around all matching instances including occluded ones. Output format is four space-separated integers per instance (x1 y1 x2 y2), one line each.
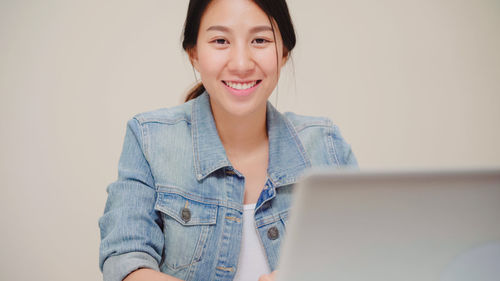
233 203 271 281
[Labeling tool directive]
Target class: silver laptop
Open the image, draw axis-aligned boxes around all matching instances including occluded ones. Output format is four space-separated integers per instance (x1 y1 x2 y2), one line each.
276 168 500 281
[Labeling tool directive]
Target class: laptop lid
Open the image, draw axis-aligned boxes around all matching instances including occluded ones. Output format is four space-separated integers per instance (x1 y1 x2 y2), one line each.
276 169 500 281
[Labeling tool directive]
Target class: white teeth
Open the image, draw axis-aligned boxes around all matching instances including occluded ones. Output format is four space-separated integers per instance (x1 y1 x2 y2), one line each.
225 81 257 90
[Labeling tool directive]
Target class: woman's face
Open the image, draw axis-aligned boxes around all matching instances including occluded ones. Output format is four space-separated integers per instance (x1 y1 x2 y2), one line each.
190 0 287 119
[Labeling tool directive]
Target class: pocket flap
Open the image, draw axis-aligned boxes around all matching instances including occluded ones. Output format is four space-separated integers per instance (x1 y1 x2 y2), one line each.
155 192 217 225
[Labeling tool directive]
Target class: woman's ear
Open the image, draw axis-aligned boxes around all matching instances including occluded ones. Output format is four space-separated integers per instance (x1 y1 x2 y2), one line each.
187 47 200 72
281 49 289 67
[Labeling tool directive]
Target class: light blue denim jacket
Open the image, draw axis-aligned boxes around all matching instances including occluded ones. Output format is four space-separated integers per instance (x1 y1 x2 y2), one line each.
99 92 357 281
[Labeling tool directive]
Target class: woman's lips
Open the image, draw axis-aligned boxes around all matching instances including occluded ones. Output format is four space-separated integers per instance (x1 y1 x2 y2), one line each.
222 80 262 97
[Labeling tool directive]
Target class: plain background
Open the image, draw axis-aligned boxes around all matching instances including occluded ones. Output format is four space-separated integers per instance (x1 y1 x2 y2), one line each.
0 0 499 280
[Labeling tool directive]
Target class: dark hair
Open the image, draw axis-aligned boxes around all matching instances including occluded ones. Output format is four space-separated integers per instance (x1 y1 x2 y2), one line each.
182 0 296 102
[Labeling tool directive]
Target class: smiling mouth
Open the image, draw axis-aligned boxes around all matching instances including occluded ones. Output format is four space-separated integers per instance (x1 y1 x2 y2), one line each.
222 80 262 90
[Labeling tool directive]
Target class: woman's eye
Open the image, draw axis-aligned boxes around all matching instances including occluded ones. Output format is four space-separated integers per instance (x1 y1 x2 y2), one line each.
253 38 268 44
214 39 228 45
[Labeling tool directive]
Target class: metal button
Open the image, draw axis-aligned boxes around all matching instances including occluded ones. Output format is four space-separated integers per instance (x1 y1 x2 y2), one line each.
267 226 279 240
181 208 191 223
225 169 236 176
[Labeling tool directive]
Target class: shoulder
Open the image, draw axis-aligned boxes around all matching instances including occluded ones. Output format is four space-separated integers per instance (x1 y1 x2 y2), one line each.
122 100 196 157
121 100 198 180
282 111 358 168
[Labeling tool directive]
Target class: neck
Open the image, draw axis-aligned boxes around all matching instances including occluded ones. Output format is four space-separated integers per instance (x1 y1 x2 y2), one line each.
211 104 268 159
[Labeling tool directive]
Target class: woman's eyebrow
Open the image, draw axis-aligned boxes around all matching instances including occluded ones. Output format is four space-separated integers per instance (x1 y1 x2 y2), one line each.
250 25 273 33
206 25 230 32
206 25 273 33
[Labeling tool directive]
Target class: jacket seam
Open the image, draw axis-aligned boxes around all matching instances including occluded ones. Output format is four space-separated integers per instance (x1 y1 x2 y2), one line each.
293 122 331 133
282 116 312 168
135 118 157 180
326 123 341 167
156 185 243 212
191 100 201 179
134 117 149 162
136 117 191 125
132 117 160 222
255 209 289 228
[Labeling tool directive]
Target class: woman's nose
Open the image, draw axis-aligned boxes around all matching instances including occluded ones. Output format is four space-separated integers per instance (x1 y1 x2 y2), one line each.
227 44 255 75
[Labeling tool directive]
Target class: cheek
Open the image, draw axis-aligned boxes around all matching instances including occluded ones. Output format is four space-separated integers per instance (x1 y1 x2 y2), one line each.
255 47 281 74
197 48 227 78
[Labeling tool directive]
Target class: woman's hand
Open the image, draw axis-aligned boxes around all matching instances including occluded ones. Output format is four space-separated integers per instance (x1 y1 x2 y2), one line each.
124 268 184 281
258 270 277 281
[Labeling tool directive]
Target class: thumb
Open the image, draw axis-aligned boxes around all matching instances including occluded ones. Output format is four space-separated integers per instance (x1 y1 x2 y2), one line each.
258 270 278 281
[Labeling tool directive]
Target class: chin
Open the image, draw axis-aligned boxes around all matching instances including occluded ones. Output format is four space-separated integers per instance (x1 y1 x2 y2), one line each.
207 88 269 118
224 99 266 118
225 104 259 117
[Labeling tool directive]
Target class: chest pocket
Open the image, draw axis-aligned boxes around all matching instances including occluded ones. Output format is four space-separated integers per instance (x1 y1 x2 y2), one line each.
155 192 218 272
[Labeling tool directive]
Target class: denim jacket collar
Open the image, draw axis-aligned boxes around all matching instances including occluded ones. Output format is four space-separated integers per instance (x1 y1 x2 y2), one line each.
192 92 311 186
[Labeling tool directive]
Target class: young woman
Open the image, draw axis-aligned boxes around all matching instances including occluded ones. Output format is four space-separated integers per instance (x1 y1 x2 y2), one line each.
99 1 357 281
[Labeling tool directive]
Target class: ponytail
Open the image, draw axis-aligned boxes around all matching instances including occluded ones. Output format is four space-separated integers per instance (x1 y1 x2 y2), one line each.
185 82 205 102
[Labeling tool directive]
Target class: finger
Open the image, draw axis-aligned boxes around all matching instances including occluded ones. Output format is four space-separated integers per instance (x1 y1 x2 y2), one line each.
258 270 278 281
258 273 271 281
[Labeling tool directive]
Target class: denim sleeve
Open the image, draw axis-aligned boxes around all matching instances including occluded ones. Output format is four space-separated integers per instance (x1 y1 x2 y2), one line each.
331 124 359 168
99 118 164 281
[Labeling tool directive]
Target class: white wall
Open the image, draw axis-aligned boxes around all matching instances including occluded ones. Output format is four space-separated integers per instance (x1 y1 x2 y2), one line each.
0 1 499 280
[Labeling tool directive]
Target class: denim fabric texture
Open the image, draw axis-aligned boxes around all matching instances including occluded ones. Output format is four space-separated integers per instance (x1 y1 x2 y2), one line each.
99 92 357 281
